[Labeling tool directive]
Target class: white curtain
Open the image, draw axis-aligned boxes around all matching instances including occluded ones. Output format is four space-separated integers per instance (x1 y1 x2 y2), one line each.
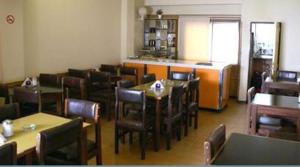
178 16 210 62
210 21 240 64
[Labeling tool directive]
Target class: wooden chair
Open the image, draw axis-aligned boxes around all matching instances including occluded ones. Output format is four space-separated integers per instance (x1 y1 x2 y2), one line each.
39 73 61 88
0 84 9 104
204 124 226 165
68 69 91 80
62 76 87 100
36 118 84 165
169 71 193 81
162 84 185 150
13 87 41 116
39 73 62 114
115 87 154 160
117 80 135 89
141 73 156 84
100 64 118 75
64 98 102 165
0 103 19 122
277 70 297 82
184 78 200 136
0 142 17 165
120 66 138 85
88 71 113 121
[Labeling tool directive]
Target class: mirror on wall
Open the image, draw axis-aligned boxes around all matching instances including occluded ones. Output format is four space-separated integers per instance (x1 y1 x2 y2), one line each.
248 22 281 92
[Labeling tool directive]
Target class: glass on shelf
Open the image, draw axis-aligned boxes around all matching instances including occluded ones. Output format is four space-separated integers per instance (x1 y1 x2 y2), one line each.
149 20 156 28
160 30 167 40
168 20 176 33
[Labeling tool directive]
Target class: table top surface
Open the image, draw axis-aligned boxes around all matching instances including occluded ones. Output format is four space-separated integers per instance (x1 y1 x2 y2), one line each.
213 133 300 165
0 113 89 156
132 80 188 100
252 93 300 110
9 86 63 95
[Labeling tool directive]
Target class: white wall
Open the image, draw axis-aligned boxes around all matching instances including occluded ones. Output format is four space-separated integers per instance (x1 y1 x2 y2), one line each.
23 0 122 77
0 0 25 83
238 0 300 101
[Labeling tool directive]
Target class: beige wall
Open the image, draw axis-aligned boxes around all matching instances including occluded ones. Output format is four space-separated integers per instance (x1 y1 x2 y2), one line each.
0 0 25 83
238 0 300 101
24 0 122 77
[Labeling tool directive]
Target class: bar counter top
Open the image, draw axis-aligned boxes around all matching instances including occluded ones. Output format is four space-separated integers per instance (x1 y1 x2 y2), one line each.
123 58 232 70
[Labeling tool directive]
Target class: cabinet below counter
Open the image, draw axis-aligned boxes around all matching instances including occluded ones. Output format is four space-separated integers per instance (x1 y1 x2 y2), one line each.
123 59 232 111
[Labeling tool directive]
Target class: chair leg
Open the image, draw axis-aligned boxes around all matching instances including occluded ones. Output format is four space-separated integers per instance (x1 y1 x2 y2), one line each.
189 114 193 127
129 132 133 144
140 131 146 160
184 113 189 136
177 120 182 141
115 126 119 154
107 100 111 121
166 124 171 150
194 111 198 129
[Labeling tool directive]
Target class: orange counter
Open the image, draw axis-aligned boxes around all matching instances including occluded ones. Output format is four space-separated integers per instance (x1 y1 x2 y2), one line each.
123 59 231 111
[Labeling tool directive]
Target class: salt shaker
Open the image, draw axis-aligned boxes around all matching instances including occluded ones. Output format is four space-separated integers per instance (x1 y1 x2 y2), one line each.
2 120 13 137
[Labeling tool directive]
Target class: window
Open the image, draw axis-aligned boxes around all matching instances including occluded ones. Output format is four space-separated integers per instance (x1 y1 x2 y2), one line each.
178 17 240 64
210 20 240 64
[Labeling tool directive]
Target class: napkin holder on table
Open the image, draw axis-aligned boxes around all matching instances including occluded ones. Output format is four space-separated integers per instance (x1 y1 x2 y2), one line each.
150 81 165 90
0 133 7 145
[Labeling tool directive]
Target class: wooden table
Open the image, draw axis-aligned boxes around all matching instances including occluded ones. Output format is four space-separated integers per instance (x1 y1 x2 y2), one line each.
0 113 90 164
262 77 299 94
213 133 300 165
9 86 63 115
249 93 300 136
132 80 188 151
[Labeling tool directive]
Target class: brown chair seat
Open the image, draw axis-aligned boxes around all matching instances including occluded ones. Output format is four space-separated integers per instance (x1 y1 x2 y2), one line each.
49 139 96 162
116 112 154 131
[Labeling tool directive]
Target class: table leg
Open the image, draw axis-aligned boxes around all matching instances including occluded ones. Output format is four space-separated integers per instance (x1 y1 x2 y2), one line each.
154 99 161 152
24 153 33 165
81 128 88 165
250 105 257 135
56 94 62 116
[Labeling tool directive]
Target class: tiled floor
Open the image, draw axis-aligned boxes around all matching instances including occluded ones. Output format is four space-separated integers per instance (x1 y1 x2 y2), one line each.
88 98 247 165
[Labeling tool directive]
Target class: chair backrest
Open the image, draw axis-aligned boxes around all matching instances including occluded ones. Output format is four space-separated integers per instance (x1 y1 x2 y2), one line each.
167 84 184 118
64 98 99 123
0 142 17 165
187 78 200 105
39 73 61 88
0 84 9 104
141 73 156 84
36 118 84 165
261 71 268 92
62 76 87 100
89 71 111 92
13 87 40 104
120 67 138 84
117 80 135 88
169 71 193 81
0 103 19 122
277 70 297 82
100 64 118 75
115 87 146 124
204 124 226 165
247 87 256 104
64 98 102 164
68 69 90 79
